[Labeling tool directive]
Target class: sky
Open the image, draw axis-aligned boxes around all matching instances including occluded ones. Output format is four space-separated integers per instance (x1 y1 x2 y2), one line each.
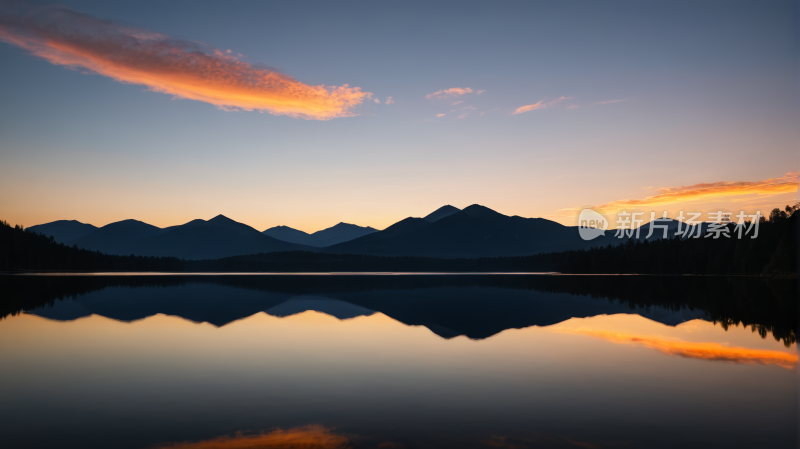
0 0 797 232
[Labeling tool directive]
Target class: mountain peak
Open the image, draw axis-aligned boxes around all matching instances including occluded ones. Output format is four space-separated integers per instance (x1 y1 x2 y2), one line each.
462 204 506 219
424 205 461 222
209 214 233 222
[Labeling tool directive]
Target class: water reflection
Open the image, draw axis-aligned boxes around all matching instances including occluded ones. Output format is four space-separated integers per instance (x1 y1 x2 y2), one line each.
1 274 795 345
554 327 797 368
0 275 796 449
152 425 349 449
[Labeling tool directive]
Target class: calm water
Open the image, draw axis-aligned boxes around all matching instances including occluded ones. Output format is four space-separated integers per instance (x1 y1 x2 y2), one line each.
0 275 796 449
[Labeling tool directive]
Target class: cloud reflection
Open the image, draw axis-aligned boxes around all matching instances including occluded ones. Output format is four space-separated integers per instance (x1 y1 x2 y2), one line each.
563 329 797 369
152 425 350 449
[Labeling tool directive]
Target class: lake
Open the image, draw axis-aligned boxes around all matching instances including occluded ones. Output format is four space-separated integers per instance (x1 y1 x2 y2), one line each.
0 274 796 448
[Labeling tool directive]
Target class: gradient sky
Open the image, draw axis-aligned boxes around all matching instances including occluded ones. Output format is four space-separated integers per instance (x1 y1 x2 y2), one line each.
0 0 797 232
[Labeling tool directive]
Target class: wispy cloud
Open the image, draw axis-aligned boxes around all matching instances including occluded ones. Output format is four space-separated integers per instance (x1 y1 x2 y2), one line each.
152 425 350 449
512 96 574 114
566 105 579 109
425 87 475 99
560 172 799 213
373 98 380 104
559 328 797 369
384 96 394 104
457 113 469 119
480 108 499 116
594 99 625 105
436 113 446 117
477 90 485 94
0 6 371 120
451 100 464 105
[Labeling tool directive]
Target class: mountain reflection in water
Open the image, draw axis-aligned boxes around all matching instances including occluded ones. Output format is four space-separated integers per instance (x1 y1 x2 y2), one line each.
1 274 795 345
0 274 796 449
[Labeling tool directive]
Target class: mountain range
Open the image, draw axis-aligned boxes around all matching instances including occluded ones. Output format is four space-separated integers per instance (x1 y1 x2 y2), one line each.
28 204 674 260
30 215 311 260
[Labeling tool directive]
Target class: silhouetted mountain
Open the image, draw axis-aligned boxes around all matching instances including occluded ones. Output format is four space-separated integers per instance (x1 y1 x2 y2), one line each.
263 222 377 247
68 215 312 259
136 226 309 260
326 204 599 258
27 220 98 244
5 209 794 275
167 214 263 236
69 219 166 255
262 225 311 243
424 205 460 222
308 223 378 246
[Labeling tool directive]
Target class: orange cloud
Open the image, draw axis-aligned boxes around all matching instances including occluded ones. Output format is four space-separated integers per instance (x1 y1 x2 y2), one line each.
385 96 394 104
512 96 574 114
0 6 370 120
425 87 474 99
152 425 349 449
561 172 799 213
563 329 797 369
436 113 446 117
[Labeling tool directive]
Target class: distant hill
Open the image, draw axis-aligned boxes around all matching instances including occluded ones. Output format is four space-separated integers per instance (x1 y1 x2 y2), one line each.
27 220 97 244
67 215 312 259
263 222 377 247
325 204 602 258
423 205 460 222
69 219 166 255
165 214 264 237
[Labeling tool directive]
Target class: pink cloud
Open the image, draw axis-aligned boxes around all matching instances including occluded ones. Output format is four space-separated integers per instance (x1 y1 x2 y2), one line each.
425 87 475 99
451 100 464 105
512 96 574 114
436 113 446 117
384 96 394 104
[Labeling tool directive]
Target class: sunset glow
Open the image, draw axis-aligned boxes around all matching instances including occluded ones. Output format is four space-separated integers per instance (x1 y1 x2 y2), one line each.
560 172 800 215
